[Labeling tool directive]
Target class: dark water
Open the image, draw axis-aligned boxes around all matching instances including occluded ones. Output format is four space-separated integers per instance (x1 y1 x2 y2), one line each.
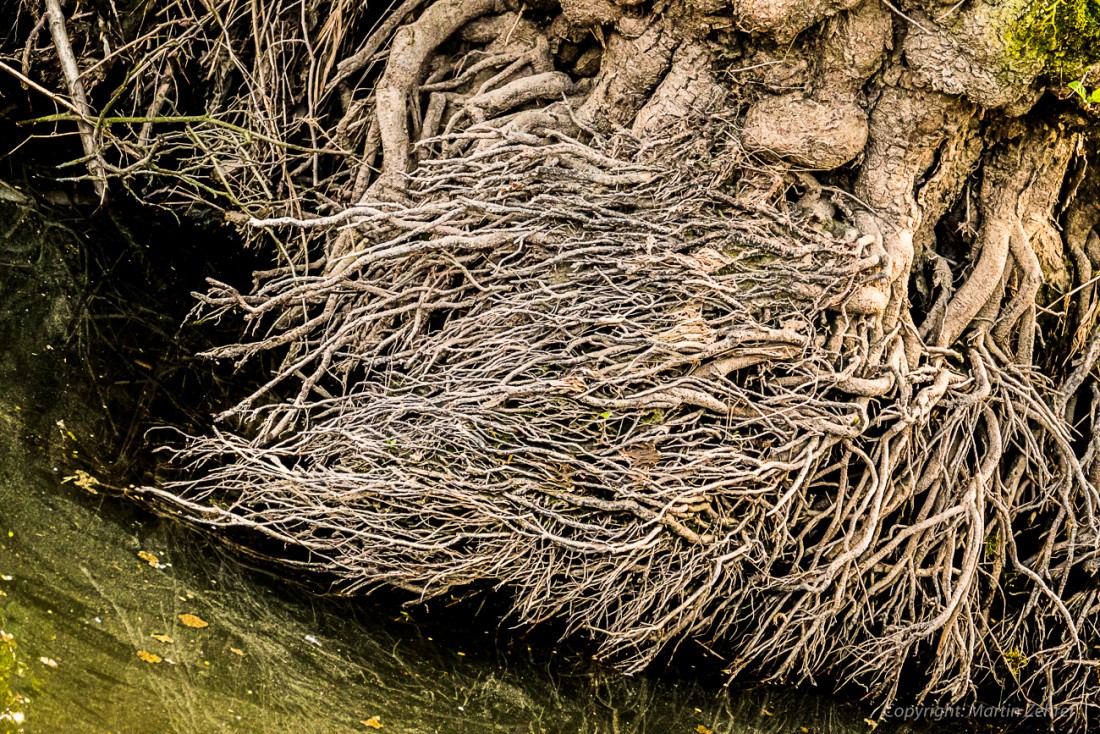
0 199 906 733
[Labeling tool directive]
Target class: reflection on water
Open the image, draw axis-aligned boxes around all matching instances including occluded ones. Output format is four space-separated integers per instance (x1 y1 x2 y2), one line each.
0 199 891 733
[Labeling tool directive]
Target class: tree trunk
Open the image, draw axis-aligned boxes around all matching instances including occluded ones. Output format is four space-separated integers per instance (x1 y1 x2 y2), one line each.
7 0 1100 725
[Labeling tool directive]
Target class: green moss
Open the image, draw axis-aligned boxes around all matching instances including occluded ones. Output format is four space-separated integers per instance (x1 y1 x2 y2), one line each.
1002 648 1029 680
1007 0 1100 76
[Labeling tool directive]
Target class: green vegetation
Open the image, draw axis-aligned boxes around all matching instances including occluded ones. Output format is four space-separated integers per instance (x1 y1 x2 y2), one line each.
1068 79 1100 103
1008 0 1100 76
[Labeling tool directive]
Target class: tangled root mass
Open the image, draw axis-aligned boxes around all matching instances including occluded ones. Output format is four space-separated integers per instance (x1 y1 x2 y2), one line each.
9 0 1100 725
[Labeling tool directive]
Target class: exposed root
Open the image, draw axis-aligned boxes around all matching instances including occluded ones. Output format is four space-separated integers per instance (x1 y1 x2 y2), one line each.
632 43 724 138
577 14 680 132
373 0 501 195
938 121 1077 350
42 0 104 199
8 0 1100 728
731 0 862 43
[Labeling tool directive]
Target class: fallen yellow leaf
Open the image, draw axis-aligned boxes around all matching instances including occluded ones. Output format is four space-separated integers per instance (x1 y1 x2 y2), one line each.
138 551 158 566
152 634 174 644
230 647 244 656
362 716 382 729
179 613 208 629
137 650 162 664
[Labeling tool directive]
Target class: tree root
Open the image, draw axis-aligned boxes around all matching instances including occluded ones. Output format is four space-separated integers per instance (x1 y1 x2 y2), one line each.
42 0 105 199
373 0 501 195
10 0 1100 727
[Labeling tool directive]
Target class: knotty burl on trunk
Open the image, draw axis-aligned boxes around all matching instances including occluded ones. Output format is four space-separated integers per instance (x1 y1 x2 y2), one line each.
9 0 1100 726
